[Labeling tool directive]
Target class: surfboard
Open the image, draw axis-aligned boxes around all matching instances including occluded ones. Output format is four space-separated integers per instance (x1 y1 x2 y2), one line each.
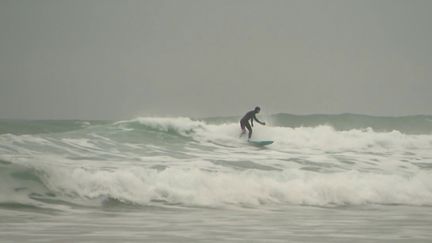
248 140 273 146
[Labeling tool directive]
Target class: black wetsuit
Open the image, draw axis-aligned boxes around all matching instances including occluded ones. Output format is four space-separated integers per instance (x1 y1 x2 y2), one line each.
240 110 264 139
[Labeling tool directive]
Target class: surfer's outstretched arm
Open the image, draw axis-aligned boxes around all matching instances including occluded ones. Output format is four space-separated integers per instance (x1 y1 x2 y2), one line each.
253 116 266 125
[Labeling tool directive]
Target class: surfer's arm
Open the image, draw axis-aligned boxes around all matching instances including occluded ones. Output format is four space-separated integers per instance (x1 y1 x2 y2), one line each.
250 117 254 127
253 116 265 125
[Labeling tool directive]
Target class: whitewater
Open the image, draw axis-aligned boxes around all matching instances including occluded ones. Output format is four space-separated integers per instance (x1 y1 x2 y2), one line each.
1 114 432 242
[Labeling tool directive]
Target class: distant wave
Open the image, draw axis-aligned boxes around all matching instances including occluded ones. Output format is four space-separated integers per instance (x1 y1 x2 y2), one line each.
205 113 432 134
2 113 431 135
0 120 107 135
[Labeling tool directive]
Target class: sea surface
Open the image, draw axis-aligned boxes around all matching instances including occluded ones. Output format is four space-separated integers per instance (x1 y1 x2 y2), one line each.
1 114 432 242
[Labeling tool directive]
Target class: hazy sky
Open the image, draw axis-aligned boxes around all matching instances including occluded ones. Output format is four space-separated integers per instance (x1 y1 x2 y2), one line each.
1 0 431 119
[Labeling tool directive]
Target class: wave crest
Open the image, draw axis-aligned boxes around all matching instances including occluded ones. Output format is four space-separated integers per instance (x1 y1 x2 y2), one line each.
34 166 432 207
115 117 206 137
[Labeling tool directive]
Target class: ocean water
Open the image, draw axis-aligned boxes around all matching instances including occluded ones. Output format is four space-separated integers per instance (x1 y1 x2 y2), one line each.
1 114 432 242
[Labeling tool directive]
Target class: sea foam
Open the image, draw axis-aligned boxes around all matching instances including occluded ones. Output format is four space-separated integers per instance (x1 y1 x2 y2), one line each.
34 166 432 207
1 116 431 209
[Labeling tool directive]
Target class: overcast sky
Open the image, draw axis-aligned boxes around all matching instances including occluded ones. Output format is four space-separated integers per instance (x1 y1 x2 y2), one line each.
1 0 431 119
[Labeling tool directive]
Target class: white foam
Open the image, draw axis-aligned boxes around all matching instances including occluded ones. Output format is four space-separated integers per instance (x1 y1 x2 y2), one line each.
37 166 432 207
2 117 432 209
117 117 432 152
61 138 100 150
116 117 206 136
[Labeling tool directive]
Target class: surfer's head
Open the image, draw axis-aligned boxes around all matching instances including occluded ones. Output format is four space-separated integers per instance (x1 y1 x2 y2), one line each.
254 106 261 113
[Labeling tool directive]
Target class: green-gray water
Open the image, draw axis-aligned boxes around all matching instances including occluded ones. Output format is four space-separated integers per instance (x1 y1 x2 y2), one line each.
1 114 432 242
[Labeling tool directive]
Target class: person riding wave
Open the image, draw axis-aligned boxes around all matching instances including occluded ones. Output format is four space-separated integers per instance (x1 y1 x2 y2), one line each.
240 106 266 140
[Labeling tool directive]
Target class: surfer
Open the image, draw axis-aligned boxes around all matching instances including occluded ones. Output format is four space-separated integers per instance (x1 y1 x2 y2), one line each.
240 106 266 139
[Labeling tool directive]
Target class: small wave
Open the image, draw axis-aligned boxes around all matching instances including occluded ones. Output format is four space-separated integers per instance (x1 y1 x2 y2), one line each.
268 113 432 134
115 117 207 137
112 116 432 151
31 166 432 208
0 120 99 135
0 162 67 211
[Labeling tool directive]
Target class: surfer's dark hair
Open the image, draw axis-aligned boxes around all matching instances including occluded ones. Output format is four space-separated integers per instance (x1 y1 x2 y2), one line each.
255 106 261 111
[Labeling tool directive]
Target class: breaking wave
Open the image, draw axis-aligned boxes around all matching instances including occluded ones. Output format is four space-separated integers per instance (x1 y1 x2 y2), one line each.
1 115 432 209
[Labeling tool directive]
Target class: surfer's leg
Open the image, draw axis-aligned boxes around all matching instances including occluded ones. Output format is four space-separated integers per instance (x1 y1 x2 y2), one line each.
240 122 246 137
245 123 252 139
